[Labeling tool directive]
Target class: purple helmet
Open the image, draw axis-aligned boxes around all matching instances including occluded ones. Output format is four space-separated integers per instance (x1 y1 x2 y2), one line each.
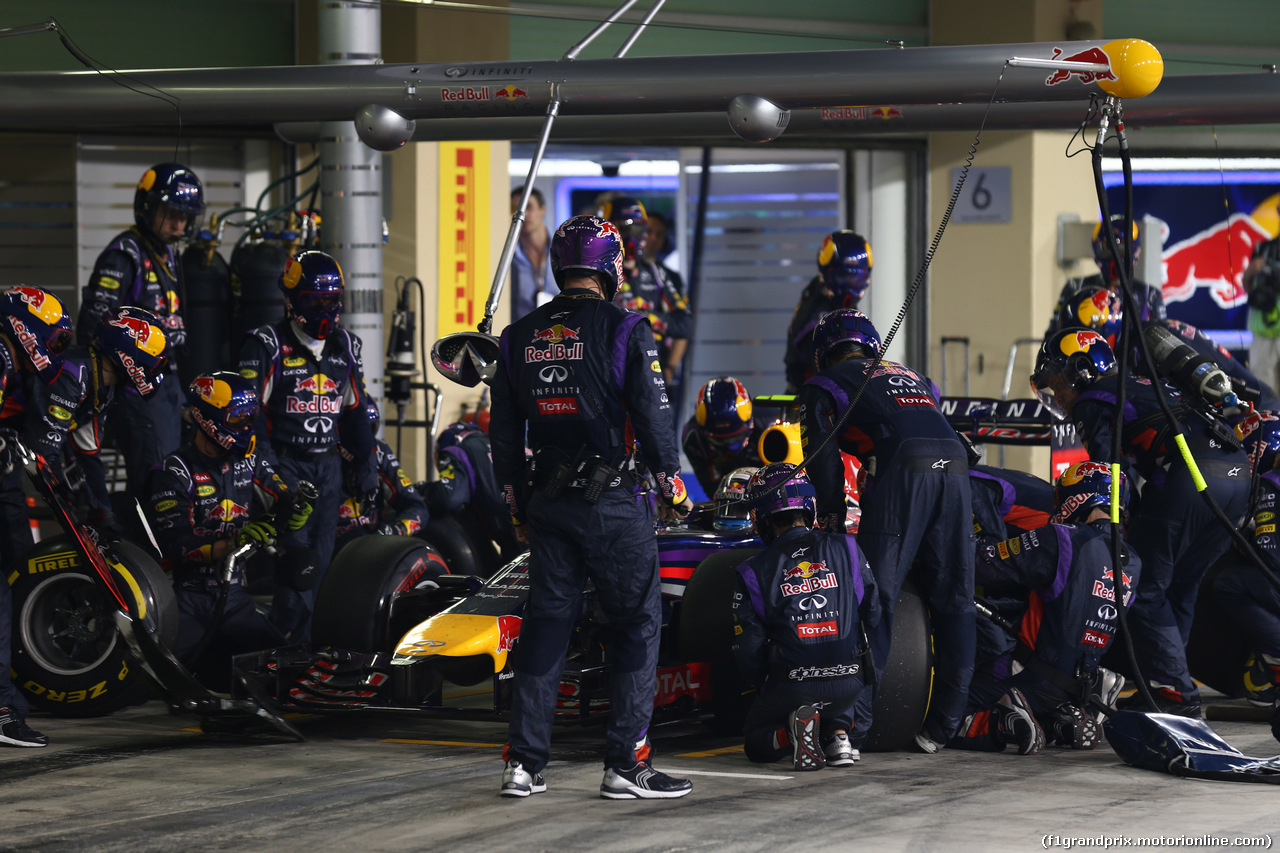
550 215 626 301
817 230 873 306
811 309 881 371
747 462 817 543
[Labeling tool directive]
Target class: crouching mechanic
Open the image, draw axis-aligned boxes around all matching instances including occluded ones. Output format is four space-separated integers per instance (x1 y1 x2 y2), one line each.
799 308 975 752
491 214 694 800
953 462 1135 754
336 399 427 550
237 250 375 641
1031 329 1249 716
146 372 313 684
419 421 521 564
732 464 879 770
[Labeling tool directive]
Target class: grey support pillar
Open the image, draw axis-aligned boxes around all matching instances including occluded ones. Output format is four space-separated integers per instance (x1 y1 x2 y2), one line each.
318 1 384 399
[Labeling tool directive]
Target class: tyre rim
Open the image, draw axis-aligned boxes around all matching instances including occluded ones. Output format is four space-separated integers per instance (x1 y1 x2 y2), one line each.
19 572 119 676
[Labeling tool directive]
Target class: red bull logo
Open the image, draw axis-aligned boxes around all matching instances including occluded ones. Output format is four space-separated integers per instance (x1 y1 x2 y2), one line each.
109 314 165 355
440 86 506 102
1162 213 1271 309
294 373 339 395
782 561 825 581
869 106 903 119
206 499 250 524
192 376 217 401
9 286 64 326
780 561 838 596
496 614 522 654
1044 46 1116 87
338 499 360 519
492 85 529 101
8 318 50 370
530 325 580 345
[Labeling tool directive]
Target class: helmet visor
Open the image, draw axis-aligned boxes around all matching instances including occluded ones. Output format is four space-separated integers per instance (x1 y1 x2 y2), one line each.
46 327 72 357
1029 373 1067 421
295 291 342 316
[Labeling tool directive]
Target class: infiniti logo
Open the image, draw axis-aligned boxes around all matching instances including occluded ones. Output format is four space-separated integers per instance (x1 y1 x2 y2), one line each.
798 595 828 611
539 365 568 382
304 416 334 433
444 67 466 78
1098 604 1117 620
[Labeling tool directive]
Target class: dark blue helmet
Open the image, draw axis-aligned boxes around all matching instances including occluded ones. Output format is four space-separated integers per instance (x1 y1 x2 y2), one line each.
713 466 758 532
1031 329 1118 419
188 371 259 457
0 286 73 384
747 463 817 544
134 163 204 241
1056 286 1124 349
694 376 753 445
811 308 881 371
280 250 344 340
817 230 873 306
1053 461 1128 524
1240 410 1280 473
550 215 626 301
598 196 648 260
1092 214 1140 282
92 307 170 400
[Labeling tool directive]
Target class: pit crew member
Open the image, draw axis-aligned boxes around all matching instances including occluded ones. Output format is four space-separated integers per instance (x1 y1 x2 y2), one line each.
785 230 872 392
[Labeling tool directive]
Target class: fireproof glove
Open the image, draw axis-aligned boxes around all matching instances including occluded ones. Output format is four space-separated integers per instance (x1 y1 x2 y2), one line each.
286 500 313 532
235 520 277 549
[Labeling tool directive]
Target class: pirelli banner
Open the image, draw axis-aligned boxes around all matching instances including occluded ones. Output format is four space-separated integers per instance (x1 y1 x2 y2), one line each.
437 142 493 340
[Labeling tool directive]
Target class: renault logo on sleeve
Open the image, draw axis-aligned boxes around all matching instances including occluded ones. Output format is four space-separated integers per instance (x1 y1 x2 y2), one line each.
539 365 568 383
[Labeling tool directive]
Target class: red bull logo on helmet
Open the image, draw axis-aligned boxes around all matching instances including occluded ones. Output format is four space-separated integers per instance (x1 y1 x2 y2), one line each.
8 318 50 371
1060 329 1104 357
109 314 166 356
1044 46 1117 87
10 286 65 326
192 376 218 402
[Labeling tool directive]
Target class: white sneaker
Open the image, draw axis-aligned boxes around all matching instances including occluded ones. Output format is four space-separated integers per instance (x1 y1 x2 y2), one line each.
823 731 859 767
500 760 547 798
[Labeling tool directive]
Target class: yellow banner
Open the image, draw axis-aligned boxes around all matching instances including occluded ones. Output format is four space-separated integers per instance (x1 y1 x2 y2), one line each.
437 142 492 339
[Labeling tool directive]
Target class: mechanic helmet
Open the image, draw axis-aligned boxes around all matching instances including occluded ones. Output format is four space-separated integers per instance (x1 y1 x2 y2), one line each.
0 286 72 384
436 421 482 467
188 371 259 458
598 195 648 260
280 250 344 340
1056 286 1124 348
1052 461 1128 524
811 308 881 371
747 462 817 544
92 307 170 400
1092 214 1140 282
1030 329 1118 419
550 215 626 301
1239 409 1280 473
713 466 759 531
695 376 753 447
134 163 204 241
817 230 873 307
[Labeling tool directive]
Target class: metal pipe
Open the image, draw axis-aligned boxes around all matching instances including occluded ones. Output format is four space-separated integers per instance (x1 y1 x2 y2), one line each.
0 40 1166 130
0 20 56 39
564 0 642 61
615 0 667 58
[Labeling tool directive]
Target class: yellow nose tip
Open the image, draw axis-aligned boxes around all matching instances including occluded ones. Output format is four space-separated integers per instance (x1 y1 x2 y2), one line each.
1098 38 1164 99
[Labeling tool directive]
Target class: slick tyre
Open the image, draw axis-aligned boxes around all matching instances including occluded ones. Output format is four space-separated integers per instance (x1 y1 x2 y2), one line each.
420 515 497 580
313 535 450 654
863 581 934 752
10 535 178 718
679 549 761 734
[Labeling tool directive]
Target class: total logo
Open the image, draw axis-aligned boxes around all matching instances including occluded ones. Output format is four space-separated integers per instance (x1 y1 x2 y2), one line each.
206 499 249 523
796 620 838 639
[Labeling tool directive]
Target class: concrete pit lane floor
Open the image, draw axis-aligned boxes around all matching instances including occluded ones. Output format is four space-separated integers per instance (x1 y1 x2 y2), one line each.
3 691 1280 852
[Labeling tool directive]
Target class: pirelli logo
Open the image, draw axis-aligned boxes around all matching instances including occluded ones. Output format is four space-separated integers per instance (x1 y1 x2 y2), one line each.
30 550 80 574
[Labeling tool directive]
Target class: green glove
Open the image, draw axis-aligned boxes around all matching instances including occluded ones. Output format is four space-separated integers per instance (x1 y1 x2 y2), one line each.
236 520 277 548
286 500 313 532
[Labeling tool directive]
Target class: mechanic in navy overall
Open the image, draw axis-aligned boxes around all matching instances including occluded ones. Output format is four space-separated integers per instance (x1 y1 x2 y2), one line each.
418 420 521 564
146 372 311 685
955 462 1136 754
335 399 428 550
1031 329 1249 716
732 464 879 770
78 164 203 499
237 250 375 641
681 376 763 498
1045 215 1165 339
798 308 975 752
491 214 694 800
784 230 872 393
599 197 692 384
26 307 171 533
0 286 73 748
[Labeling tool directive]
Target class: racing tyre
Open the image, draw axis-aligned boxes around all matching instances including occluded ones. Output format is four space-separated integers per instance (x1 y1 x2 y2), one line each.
314 535 450 654
420 515 494 579
11 534 179 717
678 549 760 734
863 581 934 752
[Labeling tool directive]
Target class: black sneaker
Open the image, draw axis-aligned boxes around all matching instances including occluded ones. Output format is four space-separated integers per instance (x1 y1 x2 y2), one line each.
1243 654 1280 707
0 707 48 748
993 688 1046 755
1116 686 1202 718
500 760 547 798
1047 703 1099 750
600 760 693 800
789 705 825 771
